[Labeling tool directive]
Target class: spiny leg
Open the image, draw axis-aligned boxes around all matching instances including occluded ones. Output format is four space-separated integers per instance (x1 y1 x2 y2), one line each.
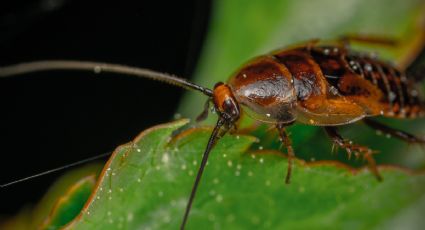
276 124 295 184
306 39 320 50
196 99 211 122
364 118 425 144
324 126 383 181
338 35 399 48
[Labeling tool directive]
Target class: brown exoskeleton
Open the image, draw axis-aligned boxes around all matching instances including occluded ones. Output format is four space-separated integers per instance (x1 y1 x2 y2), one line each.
1 36 424 229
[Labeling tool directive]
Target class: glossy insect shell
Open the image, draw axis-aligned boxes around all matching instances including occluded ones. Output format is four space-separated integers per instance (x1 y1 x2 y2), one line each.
228 55 297 124
226 43 424 126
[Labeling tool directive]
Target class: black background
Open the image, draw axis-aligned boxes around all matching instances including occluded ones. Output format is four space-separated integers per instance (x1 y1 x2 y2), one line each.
0 0 211 216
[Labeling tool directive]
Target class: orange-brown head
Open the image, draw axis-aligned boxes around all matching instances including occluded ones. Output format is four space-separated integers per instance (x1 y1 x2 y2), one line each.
212 82 240 123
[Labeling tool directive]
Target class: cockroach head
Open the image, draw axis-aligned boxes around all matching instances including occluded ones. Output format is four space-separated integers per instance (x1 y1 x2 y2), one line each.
212 82 240 123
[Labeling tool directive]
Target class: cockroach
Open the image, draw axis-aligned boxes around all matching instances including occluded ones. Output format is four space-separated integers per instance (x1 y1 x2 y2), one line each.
1 37 425 229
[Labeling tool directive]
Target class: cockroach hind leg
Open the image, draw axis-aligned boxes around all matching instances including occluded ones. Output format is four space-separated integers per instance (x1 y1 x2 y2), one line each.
363 152 383 181
341 142 382 181
364 119 425 144
338 34 399 48
306 39 320 50
324 126 382 181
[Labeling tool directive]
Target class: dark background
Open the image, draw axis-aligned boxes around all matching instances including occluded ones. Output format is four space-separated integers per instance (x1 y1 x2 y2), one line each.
0 0 211 216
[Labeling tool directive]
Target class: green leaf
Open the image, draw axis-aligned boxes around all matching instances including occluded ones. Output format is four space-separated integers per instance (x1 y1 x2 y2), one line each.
41 175 97 229
40 120 425 229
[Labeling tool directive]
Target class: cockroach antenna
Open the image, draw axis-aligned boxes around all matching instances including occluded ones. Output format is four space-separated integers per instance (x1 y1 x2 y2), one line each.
0 60 224 229
0 152 111 188
0 60 213 96
180 116 226 229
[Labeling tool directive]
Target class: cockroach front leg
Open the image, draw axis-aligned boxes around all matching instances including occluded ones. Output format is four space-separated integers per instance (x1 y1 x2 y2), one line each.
324 126 383 181
196 99 211 122
276 124 295 184
364 118 425 144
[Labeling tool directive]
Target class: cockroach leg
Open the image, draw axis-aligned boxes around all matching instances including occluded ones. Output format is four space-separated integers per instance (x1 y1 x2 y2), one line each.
324 126 383 181
306 39 320 50
362 152 382 181
364 118 425 144
338 34 399 48
331 143 339 155
196 99 211 122
276 124 295 184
